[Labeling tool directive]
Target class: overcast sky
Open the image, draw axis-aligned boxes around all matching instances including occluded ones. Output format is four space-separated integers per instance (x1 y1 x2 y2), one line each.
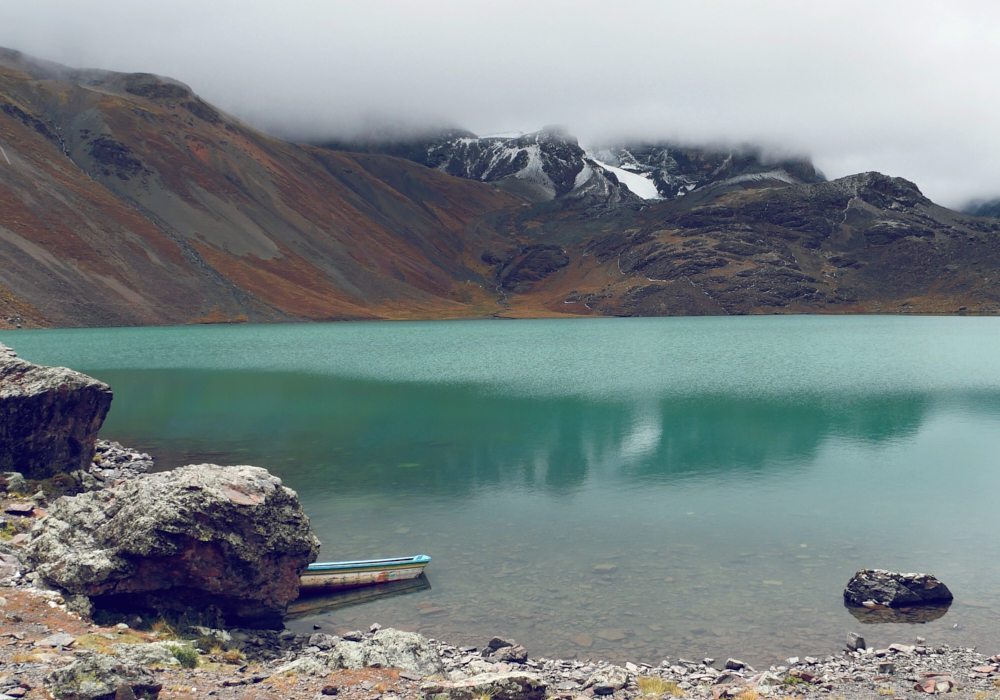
1 0 998 207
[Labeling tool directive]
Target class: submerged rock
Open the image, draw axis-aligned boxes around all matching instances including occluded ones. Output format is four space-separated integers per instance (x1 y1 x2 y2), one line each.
844 569 953 608
328 628 447 676
421 673 548 700
0 343 112 480
24 464 320 626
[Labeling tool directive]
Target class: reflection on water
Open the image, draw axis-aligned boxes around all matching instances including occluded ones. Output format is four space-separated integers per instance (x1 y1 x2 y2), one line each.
3 317 1000 665
287 575 432 619
845 603 951 625
83 370 936 495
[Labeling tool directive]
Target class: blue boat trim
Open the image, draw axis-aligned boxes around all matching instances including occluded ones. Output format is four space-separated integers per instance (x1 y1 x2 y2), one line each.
305 555 431 573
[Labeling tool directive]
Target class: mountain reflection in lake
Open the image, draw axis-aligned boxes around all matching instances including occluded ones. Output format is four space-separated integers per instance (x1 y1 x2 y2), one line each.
4 316 1000 665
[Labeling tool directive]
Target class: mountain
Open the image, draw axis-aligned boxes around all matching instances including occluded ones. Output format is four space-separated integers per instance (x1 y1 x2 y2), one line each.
2 47 1000 328
322 128 826 206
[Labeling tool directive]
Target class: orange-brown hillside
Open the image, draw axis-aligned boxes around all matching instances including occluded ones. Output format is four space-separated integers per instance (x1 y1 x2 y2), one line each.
0 51 521 327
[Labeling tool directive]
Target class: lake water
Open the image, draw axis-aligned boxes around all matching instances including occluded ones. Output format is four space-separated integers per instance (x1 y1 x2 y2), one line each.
4 316 1000 665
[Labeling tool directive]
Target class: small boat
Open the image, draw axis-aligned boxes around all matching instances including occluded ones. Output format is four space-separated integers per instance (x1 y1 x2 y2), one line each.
300 554 431 591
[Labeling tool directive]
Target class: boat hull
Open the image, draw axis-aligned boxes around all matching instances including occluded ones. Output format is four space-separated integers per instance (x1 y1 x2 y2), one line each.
300 555 430 591
300 565 427 590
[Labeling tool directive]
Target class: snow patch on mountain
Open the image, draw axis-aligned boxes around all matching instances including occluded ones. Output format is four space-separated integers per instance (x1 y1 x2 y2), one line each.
590 158 662 200
574 162 594 189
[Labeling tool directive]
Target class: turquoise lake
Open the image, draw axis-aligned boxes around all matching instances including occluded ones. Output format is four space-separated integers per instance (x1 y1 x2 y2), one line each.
3 316 1000 665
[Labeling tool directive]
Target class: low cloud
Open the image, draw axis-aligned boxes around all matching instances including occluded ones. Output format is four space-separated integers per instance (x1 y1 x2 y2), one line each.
2 0 999 206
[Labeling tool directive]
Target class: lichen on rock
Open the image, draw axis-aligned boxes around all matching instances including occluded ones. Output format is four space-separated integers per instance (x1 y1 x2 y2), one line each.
328 628 447 676
23 463 320 627
45 651 163 700
420 673 548 700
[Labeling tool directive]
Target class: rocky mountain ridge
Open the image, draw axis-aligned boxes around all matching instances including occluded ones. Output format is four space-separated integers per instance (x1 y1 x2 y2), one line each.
2 47 1000 328
322 127 826 207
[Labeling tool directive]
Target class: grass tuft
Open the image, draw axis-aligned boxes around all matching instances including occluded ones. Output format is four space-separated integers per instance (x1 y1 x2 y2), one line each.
637 677 684 698
222 648 246 664
167 644 200 669
150 618 179 639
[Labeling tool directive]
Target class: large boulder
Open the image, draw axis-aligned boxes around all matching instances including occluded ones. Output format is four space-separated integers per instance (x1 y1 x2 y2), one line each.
844 569 953 607
24 464 320 626
328 628 447 676
0 345 112 479
0 343 112 480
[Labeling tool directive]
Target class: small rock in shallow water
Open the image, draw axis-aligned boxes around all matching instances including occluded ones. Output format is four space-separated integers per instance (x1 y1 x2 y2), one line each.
570 634 593 648
724 659 746 671
847 632 866 651
844 569 953 608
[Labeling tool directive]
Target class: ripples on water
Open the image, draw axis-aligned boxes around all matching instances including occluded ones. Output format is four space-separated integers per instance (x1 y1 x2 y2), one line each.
4 316 1000 665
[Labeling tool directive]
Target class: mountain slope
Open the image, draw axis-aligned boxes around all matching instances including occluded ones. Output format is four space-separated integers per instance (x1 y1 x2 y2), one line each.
0 49 521 327
471 171 1000 317
2 48 1000 328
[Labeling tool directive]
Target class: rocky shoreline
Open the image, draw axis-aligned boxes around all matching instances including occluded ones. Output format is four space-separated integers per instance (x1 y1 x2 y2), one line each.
4 475 1000 700
2 562 1000 700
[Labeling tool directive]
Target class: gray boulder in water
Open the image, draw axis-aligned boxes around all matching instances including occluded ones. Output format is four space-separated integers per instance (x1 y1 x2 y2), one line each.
328 628 447 676
24 464 320 626
844 569 953 607
0 343 112 480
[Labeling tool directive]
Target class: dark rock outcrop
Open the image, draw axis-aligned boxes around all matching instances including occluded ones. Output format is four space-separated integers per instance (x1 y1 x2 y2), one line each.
844 569 953 608
24 464 320 627
0 343 112 480
496 245 570 292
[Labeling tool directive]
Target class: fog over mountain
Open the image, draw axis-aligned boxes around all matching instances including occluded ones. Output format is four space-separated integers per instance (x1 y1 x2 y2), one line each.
1 0 999 207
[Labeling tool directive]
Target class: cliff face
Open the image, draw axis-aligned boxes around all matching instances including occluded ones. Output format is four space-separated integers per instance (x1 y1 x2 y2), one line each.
2 47 1000 327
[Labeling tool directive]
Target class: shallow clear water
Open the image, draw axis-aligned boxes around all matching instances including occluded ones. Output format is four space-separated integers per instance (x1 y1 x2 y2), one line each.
4 316 1000 665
